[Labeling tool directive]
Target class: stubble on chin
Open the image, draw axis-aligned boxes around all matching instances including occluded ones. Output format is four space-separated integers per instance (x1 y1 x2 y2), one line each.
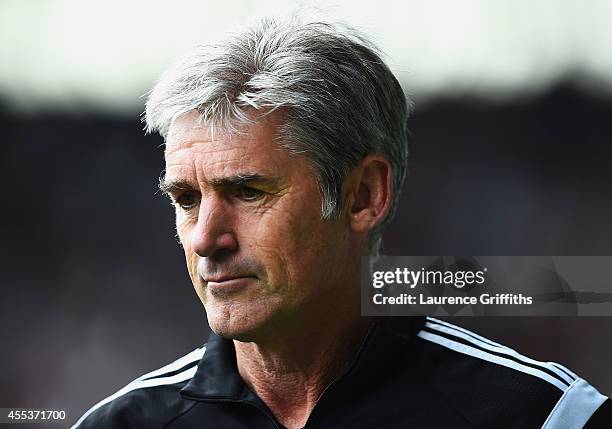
205 289 288 343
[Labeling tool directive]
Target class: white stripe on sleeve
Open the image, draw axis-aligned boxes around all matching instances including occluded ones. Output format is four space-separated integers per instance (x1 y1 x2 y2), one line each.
425 321 574 385
71 366 198 429
540 378 608 429
417 330 568 391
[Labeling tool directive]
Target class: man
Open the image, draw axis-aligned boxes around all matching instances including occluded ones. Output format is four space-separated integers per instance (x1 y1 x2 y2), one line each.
73 18 610 428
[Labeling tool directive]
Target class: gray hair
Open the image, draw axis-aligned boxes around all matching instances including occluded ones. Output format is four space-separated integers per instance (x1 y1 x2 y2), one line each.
145 17 410 256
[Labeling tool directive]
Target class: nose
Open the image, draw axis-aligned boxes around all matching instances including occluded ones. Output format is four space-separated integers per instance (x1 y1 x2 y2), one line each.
189 196 238 257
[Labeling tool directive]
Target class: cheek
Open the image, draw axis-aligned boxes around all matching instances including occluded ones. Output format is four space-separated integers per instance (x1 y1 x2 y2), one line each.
249 202 329 283
176 221 198 282
261 201 316 246
184 249 199 285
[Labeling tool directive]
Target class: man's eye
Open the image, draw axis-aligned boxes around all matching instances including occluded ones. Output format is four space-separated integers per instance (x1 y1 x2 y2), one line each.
175 193 199 210
237 187 265 202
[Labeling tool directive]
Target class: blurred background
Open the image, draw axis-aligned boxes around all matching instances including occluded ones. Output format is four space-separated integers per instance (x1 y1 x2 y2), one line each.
1 0 611 422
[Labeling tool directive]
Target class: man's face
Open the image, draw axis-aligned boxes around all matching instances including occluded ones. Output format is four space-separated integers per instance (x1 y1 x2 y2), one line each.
163 111 356 340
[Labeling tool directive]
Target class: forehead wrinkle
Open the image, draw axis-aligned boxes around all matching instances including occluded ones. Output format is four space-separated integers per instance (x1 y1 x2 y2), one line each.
165 113 292 194
205 155 251 167
165 140 245 158
165 144 255 185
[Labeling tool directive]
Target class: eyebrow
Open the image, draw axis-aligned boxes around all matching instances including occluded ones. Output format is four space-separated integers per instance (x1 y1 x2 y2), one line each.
158 173 280 195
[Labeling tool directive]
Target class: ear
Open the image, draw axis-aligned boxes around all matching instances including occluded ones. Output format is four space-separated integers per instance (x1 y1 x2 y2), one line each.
345 154 393 235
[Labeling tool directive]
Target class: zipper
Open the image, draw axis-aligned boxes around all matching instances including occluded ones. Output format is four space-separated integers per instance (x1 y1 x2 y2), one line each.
302 322 378 428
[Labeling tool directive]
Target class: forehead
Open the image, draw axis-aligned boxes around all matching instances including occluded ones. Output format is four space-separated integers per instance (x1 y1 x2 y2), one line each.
164 111 301 178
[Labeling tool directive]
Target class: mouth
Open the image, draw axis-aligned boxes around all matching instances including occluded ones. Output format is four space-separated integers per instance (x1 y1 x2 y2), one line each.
203 275 257 296
205 274 257 283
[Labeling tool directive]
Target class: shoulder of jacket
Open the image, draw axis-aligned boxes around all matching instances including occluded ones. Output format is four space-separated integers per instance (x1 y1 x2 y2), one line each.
71 346 206 429
414 317 609 427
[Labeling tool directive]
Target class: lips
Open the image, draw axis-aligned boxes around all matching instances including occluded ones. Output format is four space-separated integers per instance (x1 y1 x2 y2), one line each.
203 275 257 297
204 275 256 283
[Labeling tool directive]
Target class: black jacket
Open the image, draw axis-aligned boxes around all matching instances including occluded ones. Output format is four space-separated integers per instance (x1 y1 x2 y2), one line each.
72 317 611 428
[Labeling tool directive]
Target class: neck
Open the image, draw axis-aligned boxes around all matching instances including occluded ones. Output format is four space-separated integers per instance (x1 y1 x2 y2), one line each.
234 314 373 429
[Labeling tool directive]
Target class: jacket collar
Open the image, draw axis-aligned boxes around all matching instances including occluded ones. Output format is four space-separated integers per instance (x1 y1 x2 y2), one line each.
180 316 425 401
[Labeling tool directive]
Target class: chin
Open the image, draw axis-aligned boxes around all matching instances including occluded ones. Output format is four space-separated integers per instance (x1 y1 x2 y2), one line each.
205 302 273 342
